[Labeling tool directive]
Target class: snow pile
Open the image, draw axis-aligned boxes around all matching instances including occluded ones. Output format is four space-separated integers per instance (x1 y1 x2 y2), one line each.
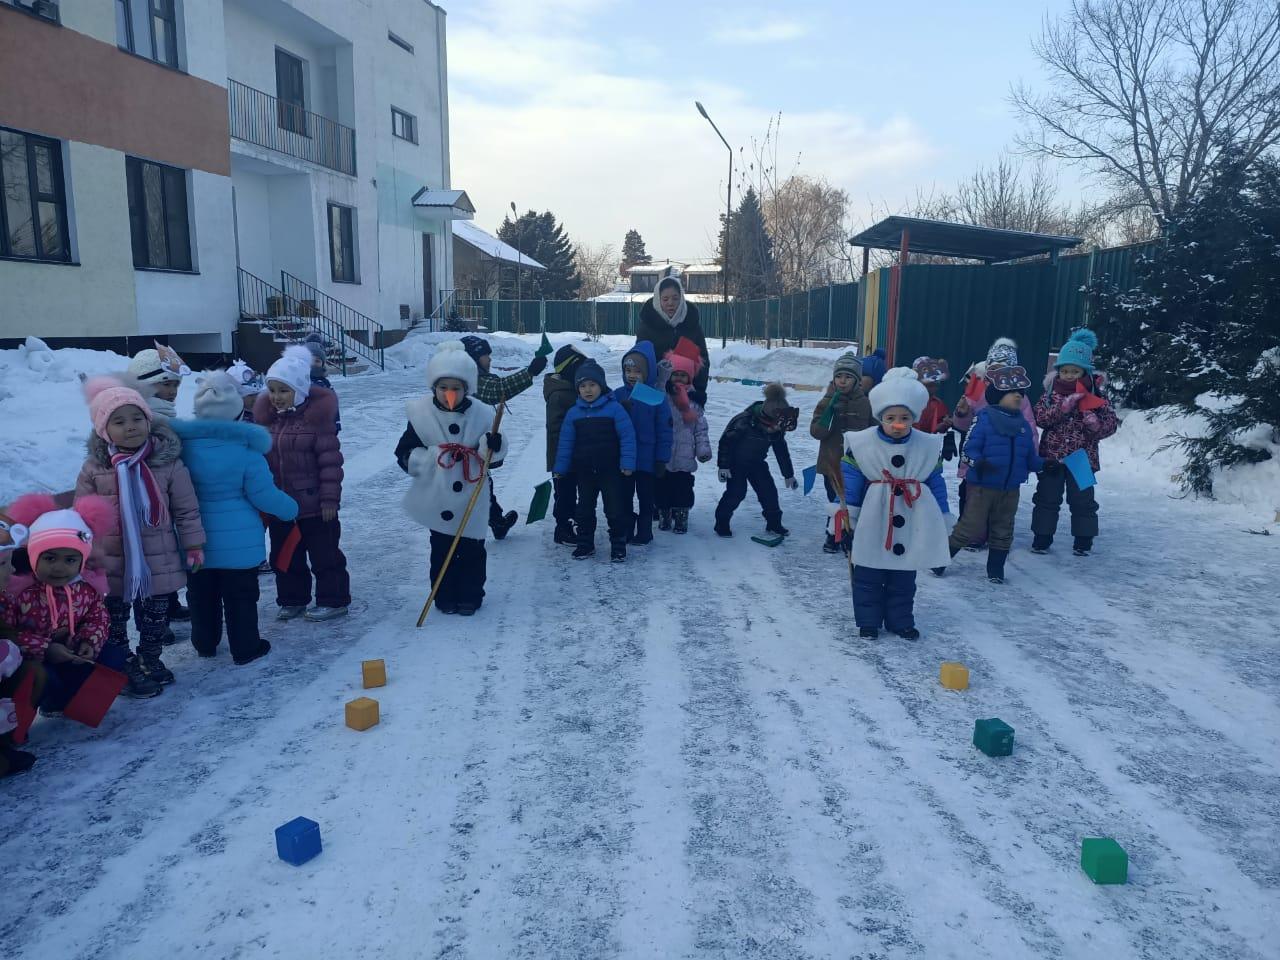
386 331 620 375
1108 406 1280 519
710 341 846 387
0 343 194 504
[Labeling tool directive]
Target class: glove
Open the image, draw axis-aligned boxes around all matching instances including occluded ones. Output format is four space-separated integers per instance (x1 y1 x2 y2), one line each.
784 476 799 490
697 452 712 463
941 431 957 461
1061 392 1083 411
0 697 16 736
1082 411 1101 432
186 548 205 572
527 355 548 376
0 639 21 679
486 432 503 453
718 468 732 483
655 463 667 478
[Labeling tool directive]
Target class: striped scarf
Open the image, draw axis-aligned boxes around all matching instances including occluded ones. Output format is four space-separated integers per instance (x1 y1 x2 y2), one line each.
110 439 168 601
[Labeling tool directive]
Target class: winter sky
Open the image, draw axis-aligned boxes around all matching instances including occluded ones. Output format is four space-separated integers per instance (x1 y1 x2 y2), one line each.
448 0 1082 261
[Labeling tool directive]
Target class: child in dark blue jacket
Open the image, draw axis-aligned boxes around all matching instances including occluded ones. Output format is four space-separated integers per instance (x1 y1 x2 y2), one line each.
554 360 638 563
612 341 673 545
946 366 1045 583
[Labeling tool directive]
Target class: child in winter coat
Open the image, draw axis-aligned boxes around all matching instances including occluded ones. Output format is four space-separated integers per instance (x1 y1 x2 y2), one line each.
945 367 1044 583
554 360 637 562
658 351 711 534
859 347 887 396
124 342 191 422
714 383 800 539
912 357 952 434
613 341 674 545
76 380 205 698
0 635 41 777
396 341 503 615
463 335 549 539
171 372 299 663
951 338 1039 543
227 359 265 423
811 351 873 553
1 497 122 711
254 346 350 621
840 368 954 640
1032 329 1118 556
544 344 588 545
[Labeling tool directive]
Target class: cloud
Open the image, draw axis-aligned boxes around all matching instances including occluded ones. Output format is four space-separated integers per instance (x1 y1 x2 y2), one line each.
446 6 935 257
711 20 808 45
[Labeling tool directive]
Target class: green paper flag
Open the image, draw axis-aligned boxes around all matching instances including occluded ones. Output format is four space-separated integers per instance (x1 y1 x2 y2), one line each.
536 331 553 358
526 480 552 524
818 396 837 431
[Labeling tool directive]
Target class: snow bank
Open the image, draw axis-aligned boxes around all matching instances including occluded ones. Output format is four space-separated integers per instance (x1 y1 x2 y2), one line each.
710 342 846 387
386 330 622 375
1108 406 1280 519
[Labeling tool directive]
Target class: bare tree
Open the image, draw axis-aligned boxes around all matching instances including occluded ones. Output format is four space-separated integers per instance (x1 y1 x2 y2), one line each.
572 241 619 300
1013 0 1280 228
764 174 851 292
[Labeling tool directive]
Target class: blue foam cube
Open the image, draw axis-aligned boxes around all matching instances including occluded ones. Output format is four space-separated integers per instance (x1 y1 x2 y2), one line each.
275 816 322 866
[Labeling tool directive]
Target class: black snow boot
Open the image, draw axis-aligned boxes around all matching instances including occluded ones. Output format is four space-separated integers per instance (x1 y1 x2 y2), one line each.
931 566 947 577
890 626 921 641
456 602 478 616
233 639 272 666
0 747 37 778
765 519 790 537
658 509 673 532
1031 535 1053 554
491 510 518 541
142 651 175 686
859 627 879 640
714 518 733 538
553 521 577 545
673 509 689 534
1073 537 1093 557
823 533 839 554
167 593 190 621
120 654 162 699
610 542 626 563
987 548 1009 584
572 543 595 560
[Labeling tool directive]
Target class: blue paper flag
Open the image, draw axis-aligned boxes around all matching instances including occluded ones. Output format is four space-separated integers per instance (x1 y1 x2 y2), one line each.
802 465 817 496
630 382 666 406
1062 449 1096 490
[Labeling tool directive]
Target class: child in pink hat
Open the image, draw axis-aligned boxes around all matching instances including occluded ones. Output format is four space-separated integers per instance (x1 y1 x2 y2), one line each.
657 351 711 534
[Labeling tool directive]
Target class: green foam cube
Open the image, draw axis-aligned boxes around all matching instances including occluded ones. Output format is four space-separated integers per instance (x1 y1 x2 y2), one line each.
973 717 1014 757
1081 837 1128 884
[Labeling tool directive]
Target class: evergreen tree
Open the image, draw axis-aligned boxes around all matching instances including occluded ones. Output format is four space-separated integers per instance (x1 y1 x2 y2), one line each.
620 229 651 274
498 210 582 301
1089 148 1280 496
718 187 776 300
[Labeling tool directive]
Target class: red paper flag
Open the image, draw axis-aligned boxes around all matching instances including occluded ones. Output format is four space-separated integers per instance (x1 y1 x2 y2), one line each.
275 523 302 572
673 337 701 362
10 667 37 746
62 665 127 728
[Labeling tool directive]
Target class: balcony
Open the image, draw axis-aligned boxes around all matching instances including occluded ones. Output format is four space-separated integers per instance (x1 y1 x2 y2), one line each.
227 78 356 176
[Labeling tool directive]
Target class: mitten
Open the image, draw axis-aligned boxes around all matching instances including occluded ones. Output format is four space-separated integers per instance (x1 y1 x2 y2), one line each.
654 463 667 478
1082 411 1101 431
1060 392 1083 411
941 431 957 461
697 452 712 463
186 548 205 572
0 638 21 679
0 697 16 736
486 432 503 453
717 468 732 483
783 476 799 490
527 355 548 376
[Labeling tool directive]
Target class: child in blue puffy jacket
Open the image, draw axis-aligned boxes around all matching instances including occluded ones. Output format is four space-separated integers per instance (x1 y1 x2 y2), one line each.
554 360 637 563
612 341 673 545
171 372 298 665
946 366 1044 584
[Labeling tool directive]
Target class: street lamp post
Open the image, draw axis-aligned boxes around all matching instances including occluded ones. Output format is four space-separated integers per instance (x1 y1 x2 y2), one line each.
696 101 732 348
509 201 523 332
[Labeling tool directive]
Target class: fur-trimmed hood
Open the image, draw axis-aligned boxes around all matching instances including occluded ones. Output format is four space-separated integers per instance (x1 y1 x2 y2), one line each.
86 420 182 467
169 416 272 454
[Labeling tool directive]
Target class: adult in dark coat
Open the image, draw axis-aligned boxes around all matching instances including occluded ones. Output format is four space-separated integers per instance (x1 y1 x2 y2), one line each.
635 276 710 406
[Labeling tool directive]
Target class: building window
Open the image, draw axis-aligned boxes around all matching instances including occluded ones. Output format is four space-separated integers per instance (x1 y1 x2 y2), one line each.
328 203 357 283
149 0 178 67
387 31 414 54
391 107 417 144
275 48 308 136
115 0 134 51
126 157 192 271
0 126 70 262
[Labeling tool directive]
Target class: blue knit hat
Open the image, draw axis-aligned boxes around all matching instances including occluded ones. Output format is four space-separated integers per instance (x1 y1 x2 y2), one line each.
860 347 888 386
1055 329 1098 374
574 359 609 392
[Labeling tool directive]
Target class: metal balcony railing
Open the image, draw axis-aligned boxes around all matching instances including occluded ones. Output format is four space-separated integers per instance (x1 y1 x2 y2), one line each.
228 78 356 176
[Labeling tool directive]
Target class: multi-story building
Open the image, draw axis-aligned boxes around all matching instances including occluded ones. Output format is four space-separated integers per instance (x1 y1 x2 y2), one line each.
0 0 463 361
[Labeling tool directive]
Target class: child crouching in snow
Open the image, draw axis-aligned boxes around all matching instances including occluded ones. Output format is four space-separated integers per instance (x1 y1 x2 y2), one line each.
396 342 503 615
254 346 350 622
77 380 205 698
658 351 711 534
945 366 1043 583
1 518 43 778
714 383 800 539
1032 329 1118 556
840 368 953 640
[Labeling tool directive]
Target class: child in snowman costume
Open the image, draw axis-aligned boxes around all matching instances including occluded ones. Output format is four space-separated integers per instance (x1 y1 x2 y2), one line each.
395 342 504 616
840 368 955 640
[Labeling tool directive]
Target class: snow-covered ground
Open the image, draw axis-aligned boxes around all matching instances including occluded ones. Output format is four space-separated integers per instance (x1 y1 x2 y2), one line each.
1 334 1278 959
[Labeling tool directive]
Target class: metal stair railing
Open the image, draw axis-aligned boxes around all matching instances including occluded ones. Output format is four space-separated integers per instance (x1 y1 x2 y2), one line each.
280 272 385 372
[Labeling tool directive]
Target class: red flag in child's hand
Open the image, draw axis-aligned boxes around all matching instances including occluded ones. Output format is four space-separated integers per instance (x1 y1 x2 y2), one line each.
673 337 702 362
275 523 302 572
1076 384 1106 412
62 665 127 728
964 374 987 403
834 508 849 543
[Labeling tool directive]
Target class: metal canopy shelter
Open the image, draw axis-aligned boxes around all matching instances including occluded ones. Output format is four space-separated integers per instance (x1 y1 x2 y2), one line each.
847 216 1084 364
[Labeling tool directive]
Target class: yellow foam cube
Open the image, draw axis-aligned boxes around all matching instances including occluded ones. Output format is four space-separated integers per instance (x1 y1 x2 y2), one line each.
361 659 387 689
939 662 970 690
345 697 380 731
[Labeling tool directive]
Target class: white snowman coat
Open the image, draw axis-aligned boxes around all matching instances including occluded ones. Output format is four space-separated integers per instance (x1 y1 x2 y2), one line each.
843 427 951 571
403 396 502 540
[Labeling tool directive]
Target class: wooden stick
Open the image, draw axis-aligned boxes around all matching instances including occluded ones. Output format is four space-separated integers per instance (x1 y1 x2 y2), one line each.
416 405 506 628
825 464 855 578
